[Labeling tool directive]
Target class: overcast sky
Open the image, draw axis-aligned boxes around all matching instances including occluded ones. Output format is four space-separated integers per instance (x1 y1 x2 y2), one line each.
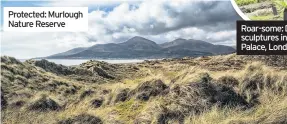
1 0 241 59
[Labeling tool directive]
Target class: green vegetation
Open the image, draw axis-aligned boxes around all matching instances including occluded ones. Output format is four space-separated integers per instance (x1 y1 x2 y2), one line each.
249 14 279 20
115 99 145 123
235 0 258 6
236 0 285 20
274 0 287 9
235 0 274 6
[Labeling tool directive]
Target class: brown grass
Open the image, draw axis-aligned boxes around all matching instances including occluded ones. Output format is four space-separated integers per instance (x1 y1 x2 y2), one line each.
1 55 287 124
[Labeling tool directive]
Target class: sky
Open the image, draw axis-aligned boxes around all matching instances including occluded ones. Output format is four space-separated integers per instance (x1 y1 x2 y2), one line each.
0 0 241 59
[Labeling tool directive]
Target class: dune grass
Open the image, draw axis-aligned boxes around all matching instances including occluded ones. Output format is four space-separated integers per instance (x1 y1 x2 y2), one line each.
1 55 287 124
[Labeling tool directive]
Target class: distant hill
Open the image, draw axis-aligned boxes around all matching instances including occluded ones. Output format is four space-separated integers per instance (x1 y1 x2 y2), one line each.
160 38 235 57
44 36 235 59
231 45 236 49
48 47 87 57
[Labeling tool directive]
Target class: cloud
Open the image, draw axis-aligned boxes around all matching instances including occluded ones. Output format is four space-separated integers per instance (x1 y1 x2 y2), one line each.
1 0 240 58
82 0 240 43
41 0 143 7
1 32 95 58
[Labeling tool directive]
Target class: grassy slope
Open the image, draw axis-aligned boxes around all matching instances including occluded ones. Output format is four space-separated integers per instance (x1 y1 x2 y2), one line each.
1 54 287 124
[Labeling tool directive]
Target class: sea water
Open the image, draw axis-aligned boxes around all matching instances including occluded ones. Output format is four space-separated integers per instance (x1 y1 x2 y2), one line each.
19 59 145 66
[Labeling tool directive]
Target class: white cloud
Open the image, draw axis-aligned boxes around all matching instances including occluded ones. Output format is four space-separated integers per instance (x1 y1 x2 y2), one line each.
1 0 239 59
1 32 95 58
41 0 143 7
81 0 238 42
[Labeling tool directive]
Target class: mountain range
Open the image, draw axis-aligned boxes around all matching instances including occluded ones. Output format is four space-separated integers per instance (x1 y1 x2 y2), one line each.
44 36 235 59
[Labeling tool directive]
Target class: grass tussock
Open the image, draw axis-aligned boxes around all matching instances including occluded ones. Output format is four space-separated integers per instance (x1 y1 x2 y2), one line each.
1 55 287 124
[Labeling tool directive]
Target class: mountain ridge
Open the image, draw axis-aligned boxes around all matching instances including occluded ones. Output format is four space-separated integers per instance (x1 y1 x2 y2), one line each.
44 36 235 59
